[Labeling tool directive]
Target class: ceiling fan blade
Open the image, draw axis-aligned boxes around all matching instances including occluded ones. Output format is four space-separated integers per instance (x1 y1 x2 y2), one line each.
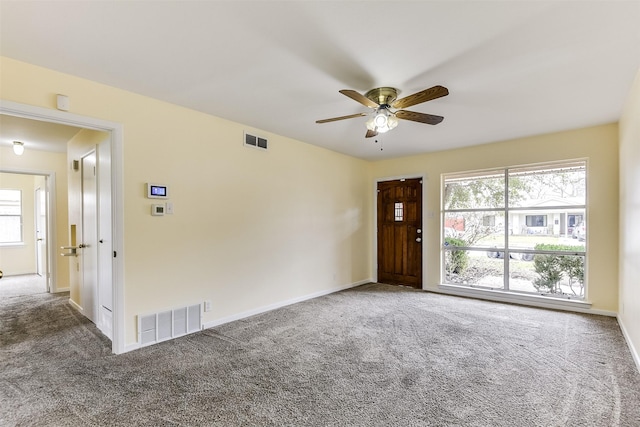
339 89 379 108
316 112 367 123
365 129 378 138
395 110 444 125
391 85 449 109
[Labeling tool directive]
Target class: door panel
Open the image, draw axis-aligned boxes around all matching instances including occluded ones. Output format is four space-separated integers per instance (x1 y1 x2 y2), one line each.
377 178 423 288
81 152 98 322
35 187 47 278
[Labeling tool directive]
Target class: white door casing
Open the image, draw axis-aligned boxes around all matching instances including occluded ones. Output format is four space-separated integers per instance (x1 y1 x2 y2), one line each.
97 139 113 339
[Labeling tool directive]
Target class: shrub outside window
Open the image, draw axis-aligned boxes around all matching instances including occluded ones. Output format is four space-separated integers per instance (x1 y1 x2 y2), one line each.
442 161 586 300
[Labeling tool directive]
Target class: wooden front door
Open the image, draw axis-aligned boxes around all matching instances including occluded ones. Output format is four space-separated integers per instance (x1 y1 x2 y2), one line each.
377 178 423 288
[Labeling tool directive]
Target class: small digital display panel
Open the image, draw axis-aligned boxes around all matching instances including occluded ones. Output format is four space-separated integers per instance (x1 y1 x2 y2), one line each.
147 183 169 199
150 186 166 197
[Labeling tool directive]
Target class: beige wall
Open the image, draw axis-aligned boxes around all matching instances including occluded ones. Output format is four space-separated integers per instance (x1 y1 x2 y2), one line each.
0 172 36 275
0 147 70 287
0 57 373 346
372 123 619 312
619 68 640 364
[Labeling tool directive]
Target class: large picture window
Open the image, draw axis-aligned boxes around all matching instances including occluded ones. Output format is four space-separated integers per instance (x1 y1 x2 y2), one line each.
0 189 23 244
442 161 586 300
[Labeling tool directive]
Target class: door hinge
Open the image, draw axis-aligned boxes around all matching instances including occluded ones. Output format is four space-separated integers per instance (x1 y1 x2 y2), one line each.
113 251 117 258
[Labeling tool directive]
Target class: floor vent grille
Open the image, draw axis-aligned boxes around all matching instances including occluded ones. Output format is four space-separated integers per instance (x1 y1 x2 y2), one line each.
244 132 268 150
138 304 201 347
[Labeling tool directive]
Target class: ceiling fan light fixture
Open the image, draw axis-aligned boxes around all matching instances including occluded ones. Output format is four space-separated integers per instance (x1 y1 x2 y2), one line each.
365 116 376 131
13 141 24 155
374 111 388 128
367 109 398 133
387 114 398 130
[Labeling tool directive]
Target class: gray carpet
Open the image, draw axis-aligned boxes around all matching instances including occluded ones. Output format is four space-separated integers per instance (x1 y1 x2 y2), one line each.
0 274 47 298
1 283 639 426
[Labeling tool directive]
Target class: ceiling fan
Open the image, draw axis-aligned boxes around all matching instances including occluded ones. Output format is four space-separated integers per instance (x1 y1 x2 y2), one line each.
316 85 449 138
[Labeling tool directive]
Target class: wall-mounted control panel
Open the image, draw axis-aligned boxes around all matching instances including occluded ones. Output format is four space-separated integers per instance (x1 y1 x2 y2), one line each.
147 183 169 199
151 204 165 216
147 183 173 216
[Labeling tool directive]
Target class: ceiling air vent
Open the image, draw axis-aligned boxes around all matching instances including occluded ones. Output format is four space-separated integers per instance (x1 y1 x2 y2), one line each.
244 132 268 150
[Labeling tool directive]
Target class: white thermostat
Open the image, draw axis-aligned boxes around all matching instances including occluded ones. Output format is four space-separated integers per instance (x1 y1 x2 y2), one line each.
151 204 165 216
147 183 169 199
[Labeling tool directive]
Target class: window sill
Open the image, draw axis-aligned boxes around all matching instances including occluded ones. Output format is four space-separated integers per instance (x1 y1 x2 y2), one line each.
435 283 606 315
0 242 25 248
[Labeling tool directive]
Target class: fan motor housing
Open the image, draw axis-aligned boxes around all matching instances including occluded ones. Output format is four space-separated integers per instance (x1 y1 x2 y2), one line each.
365 87 398 106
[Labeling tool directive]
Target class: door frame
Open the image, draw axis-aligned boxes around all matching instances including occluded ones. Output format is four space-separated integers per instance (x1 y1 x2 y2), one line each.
0 170 56 291
1 100 125 354
373 174 427 289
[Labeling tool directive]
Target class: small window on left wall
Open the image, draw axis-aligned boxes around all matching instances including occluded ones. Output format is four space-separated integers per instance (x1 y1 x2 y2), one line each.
0 189 22 244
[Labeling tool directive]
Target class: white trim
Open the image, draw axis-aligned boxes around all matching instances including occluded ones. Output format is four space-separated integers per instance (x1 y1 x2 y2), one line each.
373 174 427 289
1 100 125 355
203 279 370 330
434 283 619 317
124 342 141 353
53 286 70 293
47 173 59 294
68 297 83 313
618 316 640 373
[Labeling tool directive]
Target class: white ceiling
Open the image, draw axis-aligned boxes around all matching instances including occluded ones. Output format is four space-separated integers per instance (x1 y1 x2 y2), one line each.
0 115 82 153
1 1 639 160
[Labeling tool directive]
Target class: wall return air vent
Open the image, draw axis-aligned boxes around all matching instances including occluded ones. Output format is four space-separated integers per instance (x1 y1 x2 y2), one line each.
138 304 202 347
244 132 268 150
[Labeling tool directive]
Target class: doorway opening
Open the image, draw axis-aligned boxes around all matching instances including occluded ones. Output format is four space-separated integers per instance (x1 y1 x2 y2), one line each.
0 100 124 354
0 171 56 295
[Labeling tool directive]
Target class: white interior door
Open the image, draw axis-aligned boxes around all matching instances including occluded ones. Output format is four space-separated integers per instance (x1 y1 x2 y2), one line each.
35 186 47 279
81 152 98 322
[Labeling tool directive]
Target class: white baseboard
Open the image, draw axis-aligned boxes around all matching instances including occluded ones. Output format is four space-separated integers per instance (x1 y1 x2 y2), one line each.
52 286 69 293
124 342 141 353
118 279 371 354
618 316 640 373
68 298 83 313
203 279 370 330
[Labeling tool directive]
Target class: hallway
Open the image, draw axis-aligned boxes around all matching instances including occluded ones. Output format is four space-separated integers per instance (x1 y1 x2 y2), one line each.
0 274 47 298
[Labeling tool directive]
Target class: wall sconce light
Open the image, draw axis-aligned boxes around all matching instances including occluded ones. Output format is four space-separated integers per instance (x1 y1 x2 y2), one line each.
13 141 24 156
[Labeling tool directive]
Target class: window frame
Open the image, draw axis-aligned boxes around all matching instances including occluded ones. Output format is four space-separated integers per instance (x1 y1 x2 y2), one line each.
0 188 23 245
441 160 587 300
